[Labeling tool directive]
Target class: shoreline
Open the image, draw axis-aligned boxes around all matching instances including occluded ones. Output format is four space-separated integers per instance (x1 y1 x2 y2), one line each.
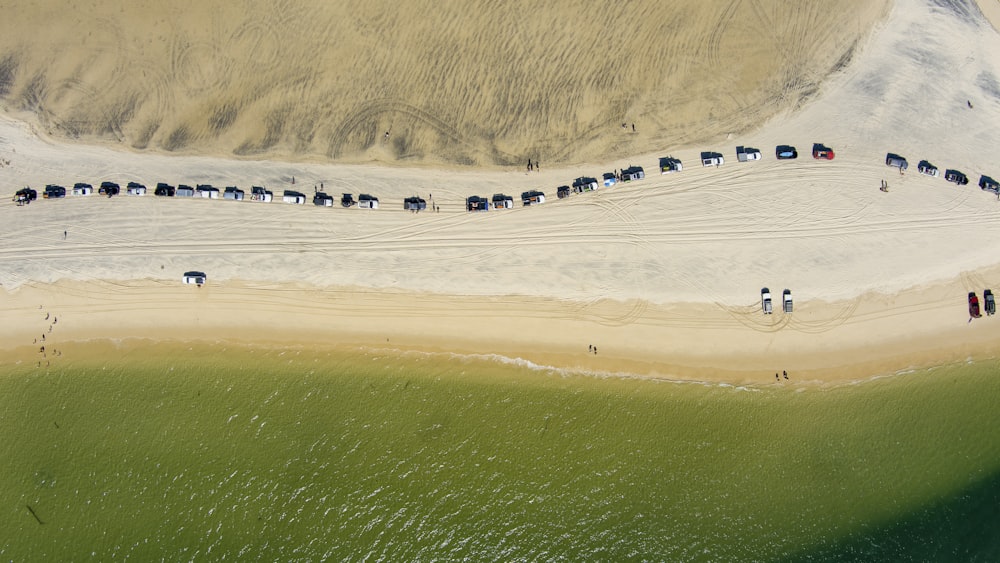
3 274 999 386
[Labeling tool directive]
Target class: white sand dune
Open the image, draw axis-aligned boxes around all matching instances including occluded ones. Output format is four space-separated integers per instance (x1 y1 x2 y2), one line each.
0 0 887 166
2 0 1000 382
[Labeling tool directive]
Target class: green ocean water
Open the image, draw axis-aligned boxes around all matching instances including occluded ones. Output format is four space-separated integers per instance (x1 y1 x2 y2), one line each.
1 344 999 561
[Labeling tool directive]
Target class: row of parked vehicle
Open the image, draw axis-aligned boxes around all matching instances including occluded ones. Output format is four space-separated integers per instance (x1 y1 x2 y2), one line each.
11 182 388 209
464 166 648 211
884 153 998 194
968 290 996 318
660 143 836 171
761 288 793 314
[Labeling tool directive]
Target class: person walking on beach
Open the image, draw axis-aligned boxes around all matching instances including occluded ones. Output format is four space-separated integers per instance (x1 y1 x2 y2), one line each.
783 370 788 380
63 230 67 239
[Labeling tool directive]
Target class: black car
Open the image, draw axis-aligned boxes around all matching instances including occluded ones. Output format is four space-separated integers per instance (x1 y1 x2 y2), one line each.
979 175 999 195
14 187 38 204
944 170 968 185
99 181 120 196
155 183 176 197
341 193 356 207
557 185 571 199
403 196 426 211
775 145 798 160
44 184 67 199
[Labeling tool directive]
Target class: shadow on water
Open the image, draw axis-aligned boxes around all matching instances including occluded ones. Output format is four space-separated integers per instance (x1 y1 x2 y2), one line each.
783 470 1000 562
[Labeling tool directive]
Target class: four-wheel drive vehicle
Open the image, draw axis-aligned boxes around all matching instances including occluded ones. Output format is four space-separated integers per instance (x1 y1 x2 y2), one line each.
282 190 306 204
15 187 38 202
660 157 683 173
182 271 207 285
404 196 427 211
969 292 981 318
812 144 835 160
251 186 273 202
985 290 996 316
776 145 798 160
701 152 724 166
886 153 908 170
358 194 379 209
736 146 762 162
782 289 793 313
314 192 334 206
155 183 175 197
979 175 1000 195
44 185 67 198
917 161 939 177
521 190 546 206
761 288 773 314
944 170 969 185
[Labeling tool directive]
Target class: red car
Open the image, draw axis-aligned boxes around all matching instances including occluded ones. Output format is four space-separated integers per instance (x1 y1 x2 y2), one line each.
969 292 981 318
812 143 835 160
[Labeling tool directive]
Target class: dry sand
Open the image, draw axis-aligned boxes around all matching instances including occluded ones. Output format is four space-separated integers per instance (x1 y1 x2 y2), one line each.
3 0 1000 384
0 0 888 166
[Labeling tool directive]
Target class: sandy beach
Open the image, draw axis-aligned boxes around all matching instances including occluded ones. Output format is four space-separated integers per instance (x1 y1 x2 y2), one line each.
3 0 1000 384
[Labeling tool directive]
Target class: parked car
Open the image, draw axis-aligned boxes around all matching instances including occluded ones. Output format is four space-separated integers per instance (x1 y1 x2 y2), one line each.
736 146 762 162
556 185 571 199
985 289 996 316
812 144 835 160
313 192 334 206
176 185 196 197
341 193 356 207
282 190 306 204
659 157 683 174
782 289 793 313
223 186 244 200
602 172 617 187
492 193 514 209
944 170 969 185
775 145 798 160
521 190 545 206
154 183 175 197
196 184 219 199
358 194 379 209
572 177 599 192
14 187 37 204
251 186 273 202
621 166 645 181
969 292 981 318
182 271 207 286
701 152 724 166
99 181 120 196
885 153 908 170
72 183 93 196
466 195 490 212
44 185 66 199
917 160 939 177
979 175 999 195
761 288 773 315
126 182 147 195
404 196 427 211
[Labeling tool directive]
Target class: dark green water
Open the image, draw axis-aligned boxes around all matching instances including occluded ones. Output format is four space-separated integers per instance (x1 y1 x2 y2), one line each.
1 345 998 561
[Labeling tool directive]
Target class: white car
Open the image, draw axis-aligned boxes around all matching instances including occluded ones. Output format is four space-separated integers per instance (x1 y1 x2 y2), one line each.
782 289 793 313
182 271 207 285
701 152 724 167
761 288 773 314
